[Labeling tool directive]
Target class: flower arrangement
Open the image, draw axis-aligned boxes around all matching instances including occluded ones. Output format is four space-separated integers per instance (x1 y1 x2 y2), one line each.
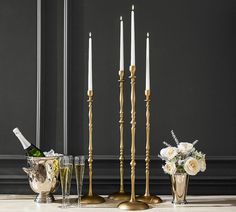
159 130 206 176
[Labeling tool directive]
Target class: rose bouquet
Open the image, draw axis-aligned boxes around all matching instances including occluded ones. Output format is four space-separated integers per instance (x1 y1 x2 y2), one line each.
159 130 206 176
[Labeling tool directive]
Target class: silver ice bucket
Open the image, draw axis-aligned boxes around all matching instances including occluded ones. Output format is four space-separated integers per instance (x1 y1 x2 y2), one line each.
23 156 60 203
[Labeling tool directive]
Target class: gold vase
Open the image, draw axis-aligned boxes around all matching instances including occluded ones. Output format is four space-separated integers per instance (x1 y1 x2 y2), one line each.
170 173 189 204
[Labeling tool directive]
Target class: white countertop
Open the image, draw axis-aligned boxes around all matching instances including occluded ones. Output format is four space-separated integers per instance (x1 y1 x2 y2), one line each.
0 195 235 212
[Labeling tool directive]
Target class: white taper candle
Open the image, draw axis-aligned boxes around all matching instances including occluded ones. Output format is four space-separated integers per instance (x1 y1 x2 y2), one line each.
120 16 124 71
88 32 93 91
131 5 135 66
146 32 150 90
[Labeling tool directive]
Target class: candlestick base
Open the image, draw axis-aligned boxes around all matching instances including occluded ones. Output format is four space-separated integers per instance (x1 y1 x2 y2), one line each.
136 195 162 204
81 194 105 204
108 191 130 201
118 200 149 210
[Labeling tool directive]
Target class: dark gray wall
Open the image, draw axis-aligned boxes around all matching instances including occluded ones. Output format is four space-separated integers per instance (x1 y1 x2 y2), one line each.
0 0 236 195
0 0 37 155
69 0 236 156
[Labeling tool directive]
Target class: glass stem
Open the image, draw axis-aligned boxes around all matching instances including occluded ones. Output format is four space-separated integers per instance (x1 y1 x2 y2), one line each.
78 194 81 207
62 195 66 208
65 194 70 205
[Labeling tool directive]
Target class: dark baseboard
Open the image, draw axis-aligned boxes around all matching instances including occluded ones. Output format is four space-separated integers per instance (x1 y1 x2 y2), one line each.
0 155 236 195
0 176 236 195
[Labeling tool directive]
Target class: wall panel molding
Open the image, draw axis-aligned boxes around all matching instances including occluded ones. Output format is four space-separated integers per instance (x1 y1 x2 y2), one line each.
63 0 68 155
0 0 40 156
36 0 42 148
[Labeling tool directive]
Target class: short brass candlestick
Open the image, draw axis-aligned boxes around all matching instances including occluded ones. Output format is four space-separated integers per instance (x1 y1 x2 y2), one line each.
137 90 162 204
81 90 105 204
108 70 130 201
118 66 149 210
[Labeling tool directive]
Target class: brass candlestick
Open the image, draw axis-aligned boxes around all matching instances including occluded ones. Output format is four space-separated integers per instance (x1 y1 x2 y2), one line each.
81 90 105 204
118 66 149 210
137 90 162 204
108 70 130 201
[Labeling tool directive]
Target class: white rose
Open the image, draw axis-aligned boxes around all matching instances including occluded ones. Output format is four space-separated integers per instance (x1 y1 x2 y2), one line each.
199 158 206 172
184 157 200 176
162 162 176 175
178 142 193 155
160 147 178 160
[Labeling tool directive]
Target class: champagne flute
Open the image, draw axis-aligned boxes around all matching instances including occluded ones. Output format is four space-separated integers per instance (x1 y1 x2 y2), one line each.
59 155 73 208
74 156 85 207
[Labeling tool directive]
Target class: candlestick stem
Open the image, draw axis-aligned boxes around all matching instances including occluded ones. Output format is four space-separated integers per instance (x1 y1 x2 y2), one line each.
136 90 162 204
88 91 93 197
145 90 151 197
130 66 136 203
81 90 105 204
119 70 125 193
118 66 149 210
108 70 130 201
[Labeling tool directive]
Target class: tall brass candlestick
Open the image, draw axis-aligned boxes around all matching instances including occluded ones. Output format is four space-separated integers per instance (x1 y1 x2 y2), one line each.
108 70 130 201
81 90 105 204
137 90 162 204
118 66 149 210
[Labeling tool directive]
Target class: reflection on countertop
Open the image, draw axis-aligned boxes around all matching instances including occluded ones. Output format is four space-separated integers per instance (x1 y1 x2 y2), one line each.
0 195 236 212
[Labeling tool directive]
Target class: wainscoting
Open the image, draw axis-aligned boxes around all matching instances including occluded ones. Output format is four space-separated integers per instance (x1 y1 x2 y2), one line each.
0 0 235 195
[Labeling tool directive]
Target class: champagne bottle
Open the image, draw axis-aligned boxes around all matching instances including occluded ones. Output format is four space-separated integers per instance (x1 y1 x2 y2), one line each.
13 128 45 157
